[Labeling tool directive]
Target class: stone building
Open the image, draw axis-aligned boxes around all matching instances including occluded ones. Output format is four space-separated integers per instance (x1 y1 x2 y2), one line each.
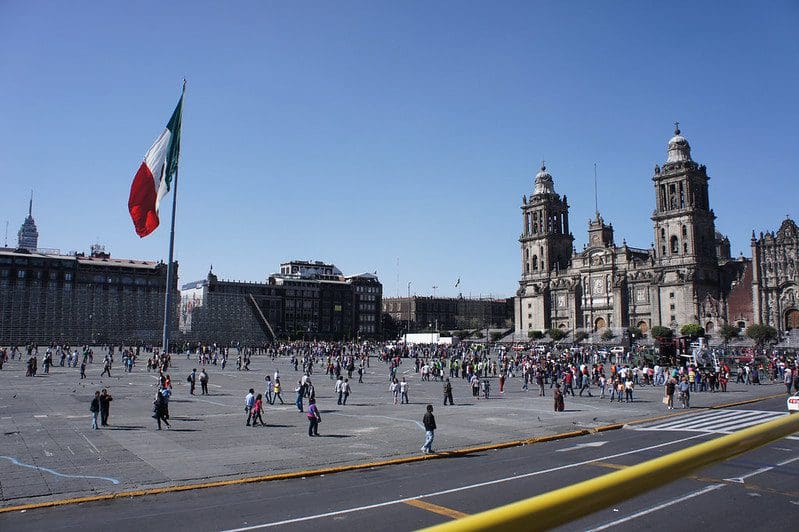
179 260 382 343
514 126 749 337
383 295 513 332
0 246 177 345
751 218 799 331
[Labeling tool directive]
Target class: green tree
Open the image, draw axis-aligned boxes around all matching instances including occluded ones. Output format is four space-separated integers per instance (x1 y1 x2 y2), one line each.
718 324 739 344
746 324 778 346
626 326 643 339
528 330 544 340
474 330 485 339
601 328 615 341
574 331 589 343
680 323 704 338
548 328 567 341
490 331 503 342
651 326 673 340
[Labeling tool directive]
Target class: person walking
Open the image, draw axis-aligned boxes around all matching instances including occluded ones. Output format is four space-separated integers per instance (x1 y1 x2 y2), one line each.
153 389 171 430
341 378 351 405
443 378 454 405
400 377 409 404
251 393 266 427
90 391 100 430
264 375 274 405
199 369 209 395
101 357 112 377
553 383 565 412
665 377 676 410
335 376 344 405
80 361 87 380
273 378 284 404
307 398 321 436
244 388 255 426
390 378 399 406
295 380 305 412
188 368 197 395
99 389 113 426
678 376 690 408
421 404 436 454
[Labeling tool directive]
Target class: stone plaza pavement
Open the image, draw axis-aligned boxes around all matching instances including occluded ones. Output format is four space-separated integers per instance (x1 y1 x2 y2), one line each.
0 354 784 507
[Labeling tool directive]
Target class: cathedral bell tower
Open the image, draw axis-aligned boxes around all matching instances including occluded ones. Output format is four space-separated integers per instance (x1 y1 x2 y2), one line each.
651 124 719 327
651 124 717 267
516 164 574 332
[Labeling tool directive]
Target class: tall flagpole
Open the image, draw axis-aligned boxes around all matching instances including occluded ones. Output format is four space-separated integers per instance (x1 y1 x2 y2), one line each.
162 80 185 355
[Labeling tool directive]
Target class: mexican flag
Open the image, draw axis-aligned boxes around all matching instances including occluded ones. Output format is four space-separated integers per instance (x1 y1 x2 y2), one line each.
128 92 183 237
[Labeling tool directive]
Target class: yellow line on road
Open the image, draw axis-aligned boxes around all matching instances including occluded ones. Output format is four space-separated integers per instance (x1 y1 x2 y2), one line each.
404 499 469 520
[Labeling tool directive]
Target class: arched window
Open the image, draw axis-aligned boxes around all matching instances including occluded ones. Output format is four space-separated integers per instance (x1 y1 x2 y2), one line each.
661 228 666 240
532 255 539 270
525 262 530 273
683 242 688 253
682 225 687 236
670 235 679 254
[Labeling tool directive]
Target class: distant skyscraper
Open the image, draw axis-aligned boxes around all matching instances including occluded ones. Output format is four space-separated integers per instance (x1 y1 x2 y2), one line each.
17 192 39 251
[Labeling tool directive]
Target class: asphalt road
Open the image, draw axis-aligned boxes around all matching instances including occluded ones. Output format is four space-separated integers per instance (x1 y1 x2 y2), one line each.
2 396 796 531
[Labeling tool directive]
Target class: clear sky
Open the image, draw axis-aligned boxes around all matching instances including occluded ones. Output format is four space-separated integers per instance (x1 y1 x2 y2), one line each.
1 1 797 299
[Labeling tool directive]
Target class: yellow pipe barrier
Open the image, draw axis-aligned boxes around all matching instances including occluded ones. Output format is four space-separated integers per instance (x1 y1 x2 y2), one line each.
419 411 799 532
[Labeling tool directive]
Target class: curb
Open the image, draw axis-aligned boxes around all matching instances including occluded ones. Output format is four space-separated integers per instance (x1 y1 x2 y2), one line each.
0 391 781 514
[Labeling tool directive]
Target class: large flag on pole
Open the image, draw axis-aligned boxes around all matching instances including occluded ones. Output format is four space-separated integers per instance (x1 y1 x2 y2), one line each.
128 93 183 237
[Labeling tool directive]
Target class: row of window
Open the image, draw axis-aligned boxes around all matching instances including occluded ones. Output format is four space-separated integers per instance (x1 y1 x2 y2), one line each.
355 286 380 294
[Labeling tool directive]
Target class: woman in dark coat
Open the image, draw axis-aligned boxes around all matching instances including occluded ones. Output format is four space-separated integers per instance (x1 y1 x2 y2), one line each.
554 383 565 412
153 389 170 430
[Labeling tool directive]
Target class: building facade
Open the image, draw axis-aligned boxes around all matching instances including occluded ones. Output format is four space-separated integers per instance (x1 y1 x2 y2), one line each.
514 126 752 337
179 260 382 343
0 246 177 345
383 295 513 332
751 218 799 332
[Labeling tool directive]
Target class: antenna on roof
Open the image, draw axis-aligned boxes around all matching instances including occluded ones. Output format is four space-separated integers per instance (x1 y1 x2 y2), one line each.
4 220 7 247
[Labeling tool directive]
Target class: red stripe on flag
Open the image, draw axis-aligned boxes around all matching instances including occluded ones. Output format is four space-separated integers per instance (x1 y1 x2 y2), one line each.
128 162 160 237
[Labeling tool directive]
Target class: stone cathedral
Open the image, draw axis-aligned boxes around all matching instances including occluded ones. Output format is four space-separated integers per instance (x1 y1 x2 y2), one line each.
513 126 760 337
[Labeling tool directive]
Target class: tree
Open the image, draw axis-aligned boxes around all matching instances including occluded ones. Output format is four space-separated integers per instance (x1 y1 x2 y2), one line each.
680 323 704 338
490 331 503 342
626 326 643 339
718 324 739 344
601 328 615 341
474 330 485 339
528 330 544 340
651 326 673 340
548 328 566 341
746 324 778 346
574 331 589 343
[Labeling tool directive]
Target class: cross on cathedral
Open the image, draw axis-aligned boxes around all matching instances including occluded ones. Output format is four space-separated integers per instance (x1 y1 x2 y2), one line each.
674 121 680 134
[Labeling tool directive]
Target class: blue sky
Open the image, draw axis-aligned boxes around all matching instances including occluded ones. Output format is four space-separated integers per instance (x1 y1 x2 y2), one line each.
1 1 797 298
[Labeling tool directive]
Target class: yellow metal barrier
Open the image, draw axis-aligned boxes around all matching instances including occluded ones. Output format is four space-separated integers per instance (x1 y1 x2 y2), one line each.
419 412 799 532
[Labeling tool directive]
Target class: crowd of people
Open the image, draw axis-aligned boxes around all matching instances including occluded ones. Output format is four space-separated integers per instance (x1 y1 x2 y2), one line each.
2 339 799 449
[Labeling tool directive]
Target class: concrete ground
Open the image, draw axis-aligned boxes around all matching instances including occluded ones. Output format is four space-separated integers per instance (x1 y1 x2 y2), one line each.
0 353 785 507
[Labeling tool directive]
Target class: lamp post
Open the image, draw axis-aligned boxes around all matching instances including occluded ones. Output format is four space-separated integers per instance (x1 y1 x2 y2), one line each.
406 281 412 344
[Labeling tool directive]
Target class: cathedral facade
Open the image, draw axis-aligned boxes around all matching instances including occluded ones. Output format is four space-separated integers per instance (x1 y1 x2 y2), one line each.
514 126 751 337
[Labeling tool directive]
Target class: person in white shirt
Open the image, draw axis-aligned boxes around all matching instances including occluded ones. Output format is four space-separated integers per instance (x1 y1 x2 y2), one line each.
400 377 409 404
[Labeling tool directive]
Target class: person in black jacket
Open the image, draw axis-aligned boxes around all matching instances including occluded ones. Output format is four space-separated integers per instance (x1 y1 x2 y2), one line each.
90 391 100 430
99 389 113 426
421 404 436 454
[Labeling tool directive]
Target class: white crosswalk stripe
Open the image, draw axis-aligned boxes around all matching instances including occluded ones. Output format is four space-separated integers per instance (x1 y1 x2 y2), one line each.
633 409 799 440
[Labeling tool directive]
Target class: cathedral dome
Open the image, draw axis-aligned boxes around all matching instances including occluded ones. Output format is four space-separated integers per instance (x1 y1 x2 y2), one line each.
533 164 556 195
666 124 692 163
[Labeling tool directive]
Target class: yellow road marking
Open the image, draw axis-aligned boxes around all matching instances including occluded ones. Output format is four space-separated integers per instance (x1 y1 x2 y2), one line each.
591 461 627 470
404 499 469 519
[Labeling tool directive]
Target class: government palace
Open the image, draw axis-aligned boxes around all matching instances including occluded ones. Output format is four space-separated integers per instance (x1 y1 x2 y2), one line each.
514 126 799 338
